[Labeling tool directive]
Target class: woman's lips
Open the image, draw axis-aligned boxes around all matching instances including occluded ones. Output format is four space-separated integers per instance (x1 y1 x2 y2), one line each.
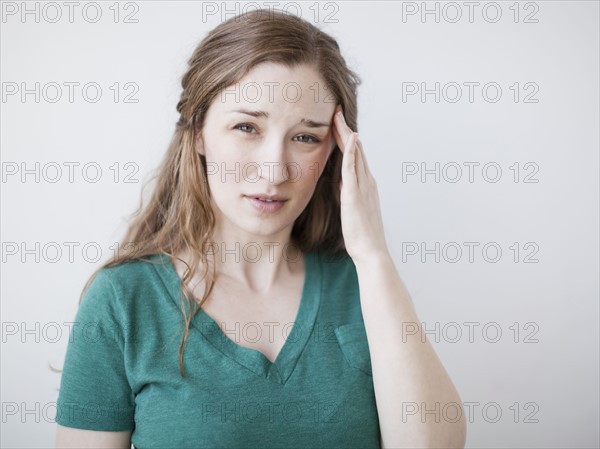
244 196 287 213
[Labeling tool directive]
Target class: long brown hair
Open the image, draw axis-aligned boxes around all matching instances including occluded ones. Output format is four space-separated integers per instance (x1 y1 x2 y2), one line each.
80 9 361 377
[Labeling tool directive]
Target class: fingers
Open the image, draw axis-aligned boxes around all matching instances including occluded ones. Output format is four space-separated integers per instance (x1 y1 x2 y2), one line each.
354 135 369 179
341 131 358 188
334 108 366 173
333 108 353 150
332 124 342 151
333 105 374 186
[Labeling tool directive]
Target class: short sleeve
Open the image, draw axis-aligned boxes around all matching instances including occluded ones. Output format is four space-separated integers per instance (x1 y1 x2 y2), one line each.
55 269 135 431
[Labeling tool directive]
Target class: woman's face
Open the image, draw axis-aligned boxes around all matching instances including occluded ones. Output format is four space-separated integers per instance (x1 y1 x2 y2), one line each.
196 62 337 243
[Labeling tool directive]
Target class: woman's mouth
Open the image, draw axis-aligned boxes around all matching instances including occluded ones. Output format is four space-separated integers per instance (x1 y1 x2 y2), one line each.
244 195 287 213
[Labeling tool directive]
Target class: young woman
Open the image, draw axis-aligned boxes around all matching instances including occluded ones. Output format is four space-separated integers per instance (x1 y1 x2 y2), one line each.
55 9 466 449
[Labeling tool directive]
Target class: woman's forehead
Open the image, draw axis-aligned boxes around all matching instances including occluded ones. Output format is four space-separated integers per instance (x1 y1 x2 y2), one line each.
210 64 334 117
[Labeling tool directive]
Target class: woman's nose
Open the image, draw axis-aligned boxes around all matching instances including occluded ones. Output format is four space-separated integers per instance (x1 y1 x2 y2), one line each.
253 138 290 184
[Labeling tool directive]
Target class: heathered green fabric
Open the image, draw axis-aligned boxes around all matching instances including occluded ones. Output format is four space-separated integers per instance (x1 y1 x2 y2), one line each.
55 249 381 448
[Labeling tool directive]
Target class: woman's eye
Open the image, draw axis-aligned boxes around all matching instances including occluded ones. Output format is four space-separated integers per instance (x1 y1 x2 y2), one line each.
234 123 256 134
233 124 321 144
294 135 321 144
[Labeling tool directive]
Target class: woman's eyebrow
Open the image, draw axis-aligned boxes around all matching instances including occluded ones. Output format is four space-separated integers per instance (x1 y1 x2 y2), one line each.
229 109 330 128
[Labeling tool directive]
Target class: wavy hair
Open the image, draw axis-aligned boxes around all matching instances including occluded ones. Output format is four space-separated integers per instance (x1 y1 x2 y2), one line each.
79 9 361 377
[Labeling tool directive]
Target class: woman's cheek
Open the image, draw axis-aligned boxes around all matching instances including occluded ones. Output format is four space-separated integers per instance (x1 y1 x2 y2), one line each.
297 157 324 185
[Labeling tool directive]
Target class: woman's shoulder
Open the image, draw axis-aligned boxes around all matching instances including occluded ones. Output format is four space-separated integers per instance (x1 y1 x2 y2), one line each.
98 254 165 284
313 248 363 322
315 247 357 276
314 247 359 292
81 254 168 312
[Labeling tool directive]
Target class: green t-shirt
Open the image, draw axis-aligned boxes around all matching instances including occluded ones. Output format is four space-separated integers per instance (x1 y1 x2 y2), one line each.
55 249 381 448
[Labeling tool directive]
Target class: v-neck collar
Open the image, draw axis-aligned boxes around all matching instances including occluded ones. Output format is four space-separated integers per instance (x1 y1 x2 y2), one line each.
150 249 322 384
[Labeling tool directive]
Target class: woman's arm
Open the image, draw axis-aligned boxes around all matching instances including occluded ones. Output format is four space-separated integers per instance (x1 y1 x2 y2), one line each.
55 424 132 449
331 107 466 448
356 251 467 448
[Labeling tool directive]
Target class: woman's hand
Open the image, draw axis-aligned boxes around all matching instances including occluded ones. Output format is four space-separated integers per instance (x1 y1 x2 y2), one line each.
332 105 390 267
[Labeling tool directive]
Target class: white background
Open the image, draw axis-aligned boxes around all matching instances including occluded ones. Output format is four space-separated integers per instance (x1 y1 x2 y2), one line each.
1 1 599 447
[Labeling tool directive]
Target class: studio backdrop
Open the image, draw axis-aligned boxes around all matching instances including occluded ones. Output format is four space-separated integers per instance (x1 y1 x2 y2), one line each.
1 1 599 447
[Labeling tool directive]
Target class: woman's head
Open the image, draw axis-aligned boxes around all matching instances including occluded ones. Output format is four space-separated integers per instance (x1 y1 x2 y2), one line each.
88 9 362 376
197 61 340 250
173 8 362 256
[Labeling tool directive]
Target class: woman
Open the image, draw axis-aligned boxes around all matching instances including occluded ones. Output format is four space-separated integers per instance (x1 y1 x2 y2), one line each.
55 9 466 449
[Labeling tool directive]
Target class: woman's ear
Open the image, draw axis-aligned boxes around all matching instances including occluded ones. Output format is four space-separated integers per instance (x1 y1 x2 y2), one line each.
195 131 205 156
